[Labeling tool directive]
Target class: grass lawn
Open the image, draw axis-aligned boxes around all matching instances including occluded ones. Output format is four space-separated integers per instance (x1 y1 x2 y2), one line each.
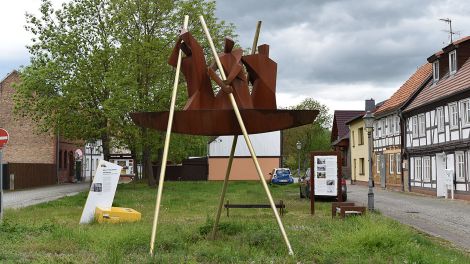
1 181 469 263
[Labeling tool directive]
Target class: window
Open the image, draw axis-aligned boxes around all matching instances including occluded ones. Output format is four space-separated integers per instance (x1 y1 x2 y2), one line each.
374 122 379 138
389 116 394 135
415 158 422 181
418 114 425 137
358 127 364 145
396 153 401 174
378 121 382 137
412 116 418 138
461 100 470 125
385 117 389 135
352 130 355 147
423 157 430 182
395 116 400 134
449 50 457 75
433 60 439 82
359 158 365 175
59 150 63 169
456 152 465 182
376 154 381 173
389 154 394 174
437 107 444 132
64 151 68 169
449 103 458 129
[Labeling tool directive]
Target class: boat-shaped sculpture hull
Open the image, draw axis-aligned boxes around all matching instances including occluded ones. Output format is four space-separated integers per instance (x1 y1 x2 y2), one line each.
131 109 318 136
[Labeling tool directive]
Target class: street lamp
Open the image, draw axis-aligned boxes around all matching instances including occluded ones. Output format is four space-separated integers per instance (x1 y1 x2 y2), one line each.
296 141 302 177
363 111 375 211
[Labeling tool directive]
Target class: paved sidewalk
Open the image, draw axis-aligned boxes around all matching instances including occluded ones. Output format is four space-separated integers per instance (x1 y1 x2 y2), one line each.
348 184 470 251
3 183 89 209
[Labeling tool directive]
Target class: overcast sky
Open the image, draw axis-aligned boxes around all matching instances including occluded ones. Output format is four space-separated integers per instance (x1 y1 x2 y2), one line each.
2 1 470 112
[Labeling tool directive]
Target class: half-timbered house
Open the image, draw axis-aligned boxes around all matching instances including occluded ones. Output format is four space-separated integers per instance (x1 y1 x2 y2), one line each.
372 63 432 190
403 36 470 199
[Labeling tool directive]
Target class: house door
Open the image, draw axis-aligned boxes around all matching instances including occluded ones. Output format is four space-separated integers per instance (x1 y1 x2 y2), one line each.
380 154 386 188
436 154 446 197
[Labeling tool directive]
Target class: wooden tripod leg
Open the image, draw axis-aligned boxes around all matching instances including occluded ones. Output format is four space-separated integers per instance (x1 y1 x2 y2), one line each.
199 15 294 256
210 135 238 240
149 15 189 256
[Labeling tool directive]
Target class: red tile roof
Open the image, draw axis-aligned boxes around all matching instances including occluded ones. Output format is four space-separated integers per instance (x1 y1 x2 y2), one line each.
374 63 432 116
331 110 365 143
405 57 470 112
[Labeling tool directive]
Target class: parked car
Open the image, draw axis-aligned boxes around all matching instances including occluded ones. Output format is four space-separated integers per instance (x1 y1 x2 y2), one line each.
270 168 294 184
299 168 347 201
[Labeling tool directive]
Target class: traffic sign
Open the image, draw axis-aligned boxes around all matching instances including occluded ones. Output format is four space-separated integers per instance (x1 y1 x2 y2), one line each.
0 129 9 149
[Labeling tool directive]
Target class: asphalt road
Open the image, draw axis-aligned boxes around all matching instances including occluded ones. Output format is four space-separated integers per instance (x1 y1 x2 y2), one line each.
348 184 470 252
3 182 89 209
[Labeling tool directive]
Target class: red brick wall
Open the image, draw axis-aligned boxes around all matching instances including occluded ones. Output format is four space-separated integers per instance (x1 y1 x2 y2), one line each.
0 71 56 164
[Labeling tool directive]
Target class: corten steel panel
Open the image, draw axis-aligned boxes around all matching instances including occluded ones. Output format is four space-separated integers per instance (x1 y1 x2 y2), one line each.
131 109 318 136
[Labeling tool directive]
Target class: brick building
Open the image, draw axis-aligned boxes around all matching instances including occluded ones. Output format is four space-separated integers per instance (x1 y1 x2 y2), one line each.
0 71 83 189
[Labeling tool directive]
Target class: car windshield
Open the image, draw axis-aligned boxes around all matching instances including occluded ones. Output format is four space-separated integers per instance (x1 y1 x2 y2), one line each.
276 169 290 175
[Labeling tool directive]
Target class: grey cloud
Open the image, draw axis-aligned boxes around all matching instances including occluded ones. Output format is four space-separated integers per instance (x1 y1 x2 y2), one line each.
215 0 470 105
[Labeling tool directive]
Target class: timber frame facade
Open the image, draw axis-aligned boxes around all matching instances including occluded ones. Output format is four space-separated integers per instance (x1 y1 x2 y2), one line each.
371 63 432 191
403 36 470 199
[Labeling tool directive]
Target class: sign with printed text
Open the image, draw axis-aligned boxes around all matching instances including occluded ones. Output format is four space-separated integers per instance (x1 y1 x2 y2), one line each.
79 160 122 224
313 155 338 196
0 129 9 149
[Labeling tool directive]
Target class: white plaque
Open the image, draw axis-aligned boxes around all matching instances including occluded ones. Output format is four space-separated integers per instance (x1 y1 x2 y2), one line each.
79 160 122 224
314 155 338 196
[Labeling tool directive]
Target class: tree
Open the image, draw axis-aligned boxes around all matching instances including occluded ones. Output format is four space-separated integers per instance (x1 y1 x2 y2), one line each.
15 0 234 186
282 98 332 174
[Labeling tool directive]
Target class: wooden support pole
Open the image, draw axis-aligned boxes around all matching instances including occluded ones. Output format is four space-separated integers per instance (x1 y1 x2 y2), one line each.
210 20 262 241
210 135 237 240
199 15 294 256
149 15 189 256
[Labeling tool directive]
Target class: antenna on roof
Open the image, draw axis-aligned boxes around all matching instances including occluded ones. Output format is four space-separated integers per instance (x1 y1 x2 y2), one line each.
439 18 459 44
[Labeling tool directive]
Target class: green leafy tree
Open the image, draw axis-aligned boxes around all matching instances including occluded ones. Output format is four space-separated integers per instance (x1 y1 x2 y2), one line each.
282 98 332 174
15 0 234 186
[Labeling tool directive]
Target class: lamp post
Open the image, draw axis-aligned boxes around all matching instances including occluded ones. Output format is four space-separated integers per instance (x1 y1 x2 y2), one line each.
296 141 302 177
363 111 375 211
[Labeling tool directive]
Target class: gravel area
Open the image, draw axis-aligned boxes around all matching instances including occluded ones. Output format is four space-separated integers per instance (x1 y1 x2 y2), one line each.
3 182 89 209
348 184 470 252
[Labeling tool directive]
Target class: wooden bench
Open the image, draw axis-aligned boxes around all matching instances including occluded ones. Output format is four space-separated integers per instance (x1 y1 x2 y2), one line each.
224 200 285 217
331 202 366 219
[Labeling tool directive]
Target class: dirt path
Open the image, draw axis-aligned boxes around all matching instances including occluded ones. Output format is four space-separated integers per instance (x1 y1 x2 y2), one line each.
348 184 470 252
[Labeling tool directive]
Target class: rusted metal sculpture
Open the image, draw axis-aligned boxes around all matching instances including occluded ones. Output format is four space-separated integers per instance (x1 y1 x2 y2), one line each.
131 30 318 136
131 16 318 257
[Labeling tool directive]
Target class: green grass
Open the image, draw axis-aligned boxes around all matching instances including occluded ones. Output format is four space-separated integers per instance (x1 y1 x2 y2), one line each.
0 181 468 263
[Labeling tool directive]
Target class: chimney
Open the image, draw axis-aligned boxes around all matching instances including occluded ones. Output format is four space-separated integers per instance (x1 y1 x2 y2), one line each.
365 98 375 112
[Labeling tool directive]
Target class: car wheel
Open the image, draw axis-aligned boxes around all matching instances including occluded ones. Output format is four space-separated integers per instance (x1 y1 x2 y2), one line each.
299 186 305 198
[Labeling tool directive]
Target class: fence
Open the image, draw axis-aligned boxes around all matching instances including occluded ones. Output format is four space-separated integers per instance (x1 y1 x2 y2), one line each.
7 163 56 190
153 157 208 181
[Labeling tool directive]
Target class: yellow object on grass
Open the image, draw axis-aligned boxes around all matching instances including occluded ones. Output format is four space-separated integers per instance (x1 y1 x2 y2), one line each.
95 207 141 223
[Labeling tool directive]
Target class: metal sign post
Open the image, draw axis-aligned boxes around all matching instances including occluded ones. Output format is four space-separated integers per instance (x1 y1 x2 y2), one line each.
0 128 10 223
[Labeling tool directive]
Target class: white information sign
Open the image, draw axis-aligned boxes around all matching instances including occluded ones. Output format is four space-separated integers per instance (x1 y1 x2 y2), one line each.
79 160 122 224
313 155 338 196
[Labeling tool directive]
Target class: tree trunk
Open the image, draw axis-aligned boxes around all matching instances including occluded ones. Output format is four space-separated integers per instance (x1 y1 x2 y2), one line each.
142 127 156 186
101 132 111 161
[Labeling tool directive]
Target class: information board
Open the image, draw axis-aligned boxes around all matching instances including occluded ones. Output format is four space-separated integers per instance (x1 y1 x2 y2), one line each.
313 155 338 196
79 160 122 224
